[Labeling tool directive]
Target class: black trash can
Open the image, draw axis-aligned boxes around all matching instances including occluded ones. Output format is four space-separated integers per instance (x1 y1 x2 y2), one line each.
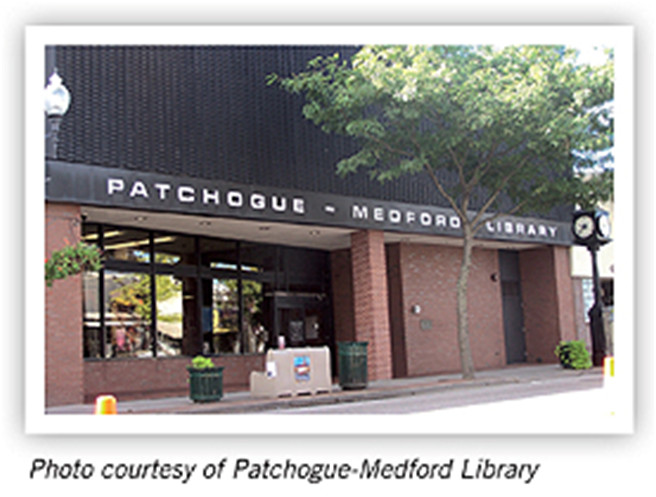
338 341 368 390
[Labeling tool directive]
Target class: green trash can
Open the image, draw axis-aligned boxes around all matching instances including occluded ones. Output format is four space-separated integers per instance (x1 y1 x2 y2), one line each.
187 366 224 402
338 341 368 390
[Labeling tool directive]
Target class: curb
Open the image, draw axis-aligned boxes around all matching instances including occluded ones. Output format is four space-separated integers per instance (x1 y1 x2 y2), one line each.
133 375 537 415
48 366 603 415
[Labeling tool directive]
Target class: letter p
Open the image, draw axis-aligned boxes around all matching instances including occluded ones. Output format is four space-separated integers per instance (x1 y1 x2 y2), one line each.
107 178 125 195
30 459 47 478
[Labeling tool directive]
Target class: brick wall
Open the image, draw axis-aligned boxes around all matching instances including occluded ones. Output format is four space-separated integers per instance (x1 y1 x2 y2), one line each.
519 246 577 363
46 203 578 405
83 355 265 403
393 243 506 377
553 246 577 343
350 230 393 380
45 202 84 406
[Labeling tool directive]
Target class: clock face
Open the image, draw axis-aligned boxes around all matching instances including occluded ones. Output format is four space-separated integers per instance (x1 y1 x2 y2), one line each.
574 214 595 239
597 213 611 238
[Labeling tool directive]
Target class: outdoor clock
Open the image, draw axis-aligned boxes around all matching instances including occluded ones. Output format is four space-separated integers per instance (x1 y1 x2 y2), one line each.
572 211 596 243
572 210 611 246
595 210 611 241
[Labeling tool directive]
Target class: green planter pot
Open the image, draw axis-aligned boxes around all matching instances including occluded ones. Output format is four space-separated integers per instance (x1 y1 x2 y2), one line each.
187 367 224 402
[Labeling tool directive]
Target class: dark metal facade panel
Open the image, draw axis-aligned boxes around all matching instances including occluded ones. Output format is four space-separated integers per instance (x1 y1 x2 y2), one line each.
51 45 570 222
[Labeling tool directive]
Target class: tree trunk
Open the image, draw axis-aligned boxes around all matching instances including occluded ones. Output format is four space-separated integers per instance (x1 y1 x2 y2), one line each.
457 225 476 379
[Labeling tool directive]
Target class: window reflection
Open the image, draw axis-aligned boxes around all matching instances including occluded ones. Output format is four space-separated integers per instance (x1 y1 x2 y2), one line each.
154 234 196 266
104 271 152 358
204 278 240 354
103 229 151 263
81 225 329 360
202 278 271 355
83 271 102 358
242 279 270 354
155 274 183 357
200 238 238 270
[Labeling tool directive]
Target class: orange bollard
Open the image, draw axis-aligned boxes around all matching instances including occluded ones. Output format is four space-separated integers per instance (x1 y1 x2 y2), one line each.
94 395 117 415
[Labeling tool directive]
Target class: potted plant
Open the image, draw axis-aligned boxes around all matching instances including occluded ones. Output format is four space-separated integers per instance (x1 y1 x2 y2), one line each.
187 356 224 402
554 340 592 370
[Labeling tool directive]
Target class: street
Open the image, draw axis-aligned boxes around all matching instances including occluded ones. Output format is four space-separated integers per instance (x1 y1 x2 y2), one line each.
268 373 603 414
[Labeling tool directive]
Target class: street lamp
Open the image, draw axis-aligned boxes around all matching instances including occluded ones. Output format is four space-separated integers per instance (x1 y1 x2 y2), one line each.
44 68 71 159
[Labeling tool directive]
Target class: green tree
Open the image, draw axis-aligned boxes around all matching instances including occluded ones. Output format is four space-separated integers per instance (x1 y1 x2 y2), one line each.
270 45 613 379
110 273 182 322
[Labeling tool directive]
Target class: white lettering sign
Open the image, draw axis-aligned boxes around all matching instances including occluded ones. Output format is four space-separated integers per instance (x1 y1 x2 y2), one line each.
101 175 563 244
178 186 195 203
250 193 266 210
485 220 558 239
292 198 305 215
129 181 149 198
154 183 171 200
202 189 220 205
107 178 124 195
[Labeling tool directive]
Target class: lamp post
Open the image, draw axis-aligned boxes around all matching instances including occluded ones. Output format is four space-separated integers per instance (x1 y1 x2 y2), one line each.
44 68 71 159
571 209 612 367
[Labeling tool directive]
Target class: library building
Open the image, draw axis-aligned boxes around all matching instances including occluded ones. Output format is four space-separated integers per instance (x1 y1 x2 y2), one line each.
44 45 582 406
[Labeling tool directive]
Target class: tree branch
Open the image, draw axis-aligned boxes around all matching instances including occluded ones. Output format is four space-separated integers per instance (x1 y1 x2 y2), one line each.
447 146 468 194
422 162 466 220
470 155 530 229
467 140 499 190
471 181 546 235
407 133 468 221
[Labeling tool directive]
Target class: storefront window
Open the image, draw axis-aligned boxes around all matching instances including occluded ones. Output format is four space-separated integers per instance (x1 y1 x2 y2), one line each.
104 271 153 358
103 229 151 263
240 242 277 280
242 279 270 354
200 238 238 271
155 274 184 357
81 224 330 360
81 223 100 245
205 278 240 354
83 270 102 358
154 233 196 266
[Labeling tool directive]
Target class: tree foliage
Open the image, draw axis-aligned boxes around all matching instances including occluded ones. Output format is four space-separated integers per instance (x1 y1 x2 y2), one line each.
269 45 614 218
269 45 614 378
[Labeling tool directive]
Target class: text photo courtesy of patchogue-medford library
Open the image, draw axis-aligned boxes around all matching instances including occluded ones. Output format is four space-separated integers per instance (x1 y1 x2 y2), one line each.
38 29 622 412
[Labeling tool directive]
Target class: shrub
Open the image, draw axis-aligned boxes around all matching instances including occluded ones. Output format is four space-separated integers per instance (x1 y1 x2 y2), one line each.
555 340 592 369
190 356 216 369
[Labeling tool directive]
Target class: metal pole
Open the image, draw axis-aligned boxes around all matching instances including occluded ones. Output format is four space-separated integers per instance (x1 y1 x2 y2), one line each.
587 243 606 366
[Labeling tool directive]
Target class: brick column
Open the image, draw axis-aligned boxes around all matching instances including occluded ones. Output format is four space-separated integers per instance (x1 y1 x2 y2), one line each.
45 202 84 406
350 230 392 380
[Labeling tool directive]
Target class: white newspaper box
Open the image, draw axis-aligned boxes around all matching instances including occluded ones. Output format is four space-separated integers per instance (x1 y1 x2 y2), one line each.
250 346 332 398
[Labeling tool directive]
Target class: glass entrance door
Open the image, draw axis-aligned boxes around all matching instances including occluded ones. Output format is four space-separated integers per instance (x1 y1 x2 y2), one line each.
276 297 330 349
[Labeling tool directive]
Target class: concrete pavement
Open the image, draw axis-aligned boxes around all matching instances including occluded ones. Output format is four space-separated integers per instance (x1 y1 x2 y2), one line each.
45 364 603 415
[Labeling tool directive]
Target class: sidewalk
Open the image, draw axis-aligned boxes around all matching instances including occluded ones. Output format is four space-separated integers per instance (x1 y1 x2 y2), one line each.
45 364 603 415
